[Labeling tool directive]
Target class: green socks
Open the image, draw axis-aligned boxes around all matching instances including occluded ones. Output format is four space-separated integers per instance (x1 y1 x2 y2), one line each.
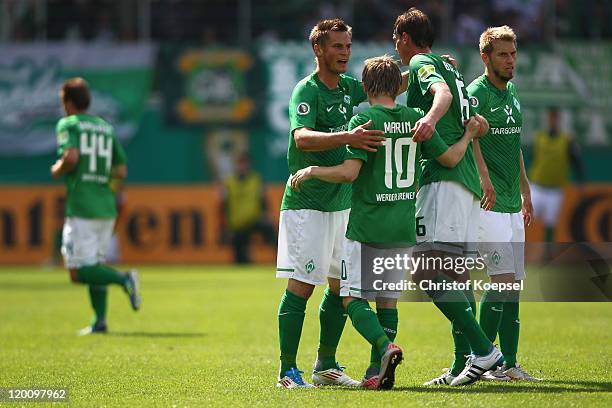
545 227 554 243
346 299 390 358
75 264 126 327
88 285 108 324
450 290 476 376
479 289 521 368
479 289 507 342
425 275 491 356
369 308 398 370
499 291 520 368
76 264 127 286
278 289 307 374
316 288 348 370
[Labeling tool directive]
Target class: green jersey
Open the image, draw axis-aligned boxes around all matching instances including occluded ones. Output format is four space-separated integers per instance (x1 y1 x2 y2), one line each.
281 72 367 212
467 75 523 213
56 114 127 219
345 104 448 244
405 53 481 198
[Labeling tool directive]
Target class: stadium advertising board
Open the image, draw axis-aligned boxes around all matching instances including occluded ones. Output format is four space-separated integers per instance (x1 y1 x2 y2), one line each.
0 185 609 265
0 185 282 265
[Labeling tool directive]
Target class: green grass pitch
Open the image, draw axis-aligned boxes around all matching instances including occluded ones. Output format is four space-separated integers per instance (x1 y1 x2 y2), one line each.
1 265 611 407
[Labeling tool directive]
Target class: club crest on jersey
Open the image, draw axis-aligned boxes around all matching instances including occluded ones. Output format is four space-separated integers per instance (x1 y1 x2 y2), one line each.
344 95 351 105
297 102 310 115
338 105 348 120
504 105 515 124
469 96 479 108
418 64 436 81
57 131 69 144
513 97 521 112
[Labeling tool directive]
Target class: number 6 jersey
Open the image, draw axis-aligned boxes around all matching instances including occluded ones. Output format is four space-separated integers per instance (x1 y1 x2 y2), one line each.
345 104 448 244
56 114 127 218
405 53 481 199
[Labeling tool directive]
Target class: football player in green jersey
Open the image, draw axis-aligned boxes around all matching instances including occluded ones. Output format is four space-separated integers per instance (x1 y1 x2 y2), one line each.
393 8 504 386
291 55 483 389
51 78 140 335
275 18 389 389
468 26 540 381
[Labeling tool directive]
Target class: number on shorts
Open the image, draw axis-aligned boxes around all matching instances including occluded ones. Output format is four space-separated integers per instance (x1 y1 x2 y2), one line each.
416 216 426 237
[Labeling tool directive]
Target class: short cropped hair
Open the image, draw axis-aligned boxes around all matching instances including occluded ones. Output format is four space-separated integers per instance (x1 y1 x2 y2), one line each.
479 26 517 55
61 77 91 111
393 7 434 48
362 55 401 98
309 18 352 50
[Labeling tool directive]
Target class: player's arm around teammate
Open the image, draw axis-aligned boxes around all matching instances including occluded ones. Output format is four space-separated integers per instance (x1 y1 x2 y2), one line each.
291 56 486 390
276 19 379 389
394 8 504 387
291 114 483 190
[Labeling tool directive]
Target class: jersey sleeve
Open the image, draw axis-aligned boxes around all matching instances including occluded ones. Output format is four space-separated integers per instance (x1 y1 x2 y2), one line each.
289 81 318 133
420 130 448 159
345 114 369 162
467 80 488 115
348 75 367 105
55 119 78 156
409 55 445 96
111 130 127 166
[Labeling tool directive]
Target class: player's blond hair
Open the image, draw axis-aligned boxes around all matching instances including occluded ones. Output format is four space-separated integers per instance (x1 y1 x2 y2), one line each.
479 26 516 54
362 55 401 98
309 18 352 50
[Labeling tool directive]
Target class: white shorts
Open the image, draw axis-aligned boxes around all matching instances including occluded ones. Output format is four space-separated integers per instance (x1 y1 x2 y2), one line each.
531 183 563 227
478 210 525 280
415 181 480 255
340 239 412 300
276 209 349 286
61 217 116 269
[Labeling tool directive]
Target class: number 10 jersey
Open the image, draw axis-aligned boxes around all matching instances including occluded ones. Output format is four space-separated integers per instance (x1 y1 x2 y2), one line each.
345 104 448 244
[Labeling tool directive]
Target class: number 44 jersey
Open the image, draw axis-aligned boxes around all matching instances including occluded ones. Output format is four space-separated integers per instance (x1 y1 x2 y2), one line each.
346 104 448 244
56 114 127 219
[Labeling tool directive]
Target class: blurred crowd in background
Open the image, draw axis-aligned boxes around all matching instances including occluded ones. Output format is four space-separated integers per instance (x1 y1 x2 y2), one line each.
1 0 610 265
3 0 612 45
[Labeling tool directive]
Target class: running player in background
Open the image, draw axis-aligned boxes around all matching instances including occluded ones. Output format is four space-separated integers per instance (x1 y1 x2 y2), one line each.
51 78 140 335
529 106 585 250
468 25 540 381
275 19 386 389
291 55 483 389
393 8 502 386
